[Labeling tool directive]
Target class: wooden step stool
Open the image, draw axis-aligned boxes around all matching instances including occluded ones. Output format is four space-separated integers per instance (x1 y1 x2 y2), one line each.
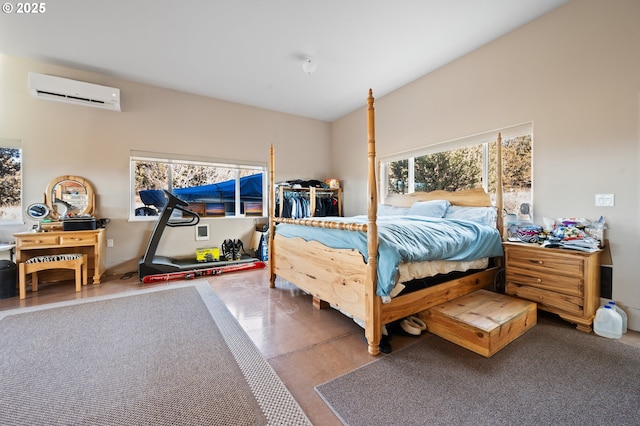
421 289 536 357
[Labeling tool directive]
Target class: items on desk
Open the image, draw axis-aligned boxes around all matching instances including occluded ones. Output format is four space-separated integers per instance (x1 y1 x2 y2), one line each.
508 216 605 252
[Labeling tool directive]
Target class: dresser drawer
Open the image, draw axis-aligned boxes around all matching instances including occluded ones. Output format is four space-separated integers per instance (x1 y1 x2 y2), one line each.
16 234 60 248
506 283 584 315
505 268 583 296
505 247 585 277
59 233 97 246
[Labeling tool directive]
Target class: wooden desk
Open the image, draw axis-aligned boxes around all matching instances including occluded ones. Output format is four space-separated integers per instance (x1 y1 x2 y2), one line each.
14 229 106 284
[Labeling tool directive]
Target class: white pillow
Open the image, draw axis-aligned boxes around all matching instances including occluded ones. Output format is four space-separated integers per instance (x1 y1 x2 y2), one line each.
378 204 409 216
408 200 450 218
444 205 497 227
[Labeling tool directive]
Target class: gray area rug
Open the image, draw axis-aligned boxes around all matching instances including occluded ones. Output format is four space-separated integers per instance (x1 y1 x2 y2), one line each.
0 281 311 426
316 318 640 426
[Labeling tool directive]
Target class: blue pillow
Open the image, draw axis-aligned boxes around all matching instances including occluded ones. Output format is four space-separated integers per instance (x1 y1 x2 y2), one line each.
378 204 409 216
444 205 497 227
407 200 450 218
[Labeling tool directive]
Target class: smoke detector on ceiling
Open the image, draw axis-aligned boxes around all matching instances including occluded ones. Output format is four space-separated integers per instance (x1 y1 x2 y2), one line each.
302 56 316 75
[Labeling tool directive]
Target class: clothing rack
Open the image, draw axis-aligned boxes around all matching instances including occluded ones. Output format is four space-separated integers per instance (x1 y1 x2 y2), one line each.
276 186 342 218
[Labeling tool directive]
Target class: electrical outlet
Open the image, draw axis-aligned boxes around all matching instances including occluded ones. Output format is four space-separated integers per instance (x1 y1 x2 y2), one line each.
595 194 614 207
107 239 114 247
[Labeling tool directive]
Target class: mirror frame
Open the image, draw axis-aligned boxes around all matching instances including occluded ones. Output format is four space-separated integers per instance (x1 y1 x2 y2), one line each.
46 175 95 219
25 203 50 220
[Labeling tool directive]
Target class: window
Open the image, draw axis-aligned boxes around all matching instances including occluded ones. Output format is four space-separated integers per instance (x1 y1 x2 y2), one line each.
0 139 22 224
381 124 532 215
130 151 267 220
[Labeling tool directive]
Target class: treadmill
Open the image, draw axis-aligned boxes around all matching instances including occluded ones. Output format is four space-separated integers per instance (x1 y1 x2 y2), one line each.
137 190 255 280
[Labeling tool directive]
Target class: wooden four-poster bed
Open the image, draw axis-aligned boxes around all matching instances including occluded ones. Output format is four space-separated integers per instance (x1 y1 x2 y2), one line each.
268 89 504 355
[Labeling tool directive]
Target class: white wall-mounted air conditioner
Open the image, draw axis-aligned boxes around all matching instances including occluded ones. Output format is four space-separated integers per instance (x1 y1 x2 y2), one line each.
28 72 121 111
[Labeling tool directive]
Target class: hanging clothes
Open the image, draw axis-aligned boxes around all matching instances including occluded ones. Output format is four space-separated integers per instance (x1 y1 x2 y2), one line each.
276 184 340 218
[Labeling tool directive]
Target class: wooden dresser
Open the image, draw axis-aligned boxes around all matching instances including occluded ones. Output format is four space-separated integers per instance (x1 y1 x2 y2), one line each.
503 242 601 332
14 229 106 284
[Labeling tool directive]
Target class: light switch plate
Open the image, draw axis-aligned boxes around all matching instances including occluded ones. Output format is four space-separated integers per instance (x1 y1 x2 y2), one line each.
595 194 614 207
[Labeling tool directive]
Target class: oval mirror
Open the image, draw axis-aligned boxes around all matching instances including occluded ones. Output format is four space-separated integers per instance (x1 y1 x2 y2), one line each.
25 203 50 220
46 175 95 219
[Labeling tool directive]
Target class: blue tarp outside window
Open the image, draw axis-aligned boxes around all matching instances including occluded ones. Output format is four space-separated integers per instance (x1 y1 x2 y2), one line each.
138 173 263 215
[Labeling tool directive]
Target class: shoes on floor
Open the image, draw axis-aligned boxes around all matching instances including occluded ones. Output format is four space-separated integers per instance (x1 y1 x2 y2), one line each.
389 315 427 337
222 239 247 261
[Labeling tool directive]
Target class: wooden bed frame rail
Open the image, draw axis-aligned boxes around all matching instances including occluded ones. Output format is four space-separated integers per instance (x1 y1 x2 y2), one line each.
273 217 367 231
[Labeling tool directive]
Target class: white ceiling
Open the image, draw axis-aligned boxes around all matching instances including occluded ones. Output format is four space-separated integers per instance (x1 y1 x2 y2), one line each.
0 0 568 122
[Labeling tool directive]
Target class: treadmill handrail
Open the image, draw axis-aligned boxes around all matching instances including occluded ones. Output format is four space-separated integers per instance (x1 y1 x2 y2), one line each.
167 205 200 227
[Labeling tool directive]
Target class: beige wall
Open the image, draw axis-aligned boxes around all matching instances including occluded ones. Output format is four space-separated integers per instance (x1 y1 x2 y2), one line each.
1 54 331 274
332 0 640 329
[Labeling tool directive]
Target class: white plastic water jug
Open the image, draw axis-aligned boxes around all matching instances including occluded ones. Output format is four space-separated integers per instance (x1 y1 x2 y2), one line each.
608 301 627 333
593 305 623 339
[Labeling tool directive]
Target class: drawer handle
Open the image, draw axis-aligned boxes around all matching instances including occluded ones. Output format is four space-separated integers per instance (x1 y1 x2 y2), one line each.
529 260 544 265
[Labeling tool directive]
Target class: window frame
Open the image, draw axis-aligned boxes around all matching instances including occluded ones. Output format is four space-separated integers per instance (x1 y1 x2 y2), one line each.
379 123 533 208
0 138 23 226
129 150 268 221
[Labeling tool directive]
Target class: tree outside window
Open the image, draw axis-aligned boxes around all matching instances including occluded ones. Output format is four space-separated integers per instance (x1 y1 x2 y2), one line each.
0 146 22 223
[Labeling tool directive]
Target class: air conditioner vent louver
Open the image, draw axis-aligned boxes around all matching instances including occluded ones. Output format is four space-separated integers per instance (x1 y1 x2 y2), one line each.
28 72 121 111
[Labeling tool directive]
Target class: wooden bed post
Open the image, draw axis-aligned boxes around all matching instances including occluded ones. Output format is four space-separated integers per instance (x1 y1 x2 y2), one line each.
269 144 276 287
365 89 381 356
495 133 504 239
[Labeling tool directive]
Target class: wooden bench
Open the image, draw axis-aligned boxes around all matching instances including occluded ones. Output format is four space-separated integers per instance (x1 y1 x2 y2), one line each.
421 289 536 357
19 253 88 300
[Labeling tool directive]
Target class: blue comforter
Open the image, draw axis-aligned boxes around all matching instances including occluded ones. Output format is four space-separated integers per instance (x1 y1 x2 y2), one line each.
276 215 503 297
